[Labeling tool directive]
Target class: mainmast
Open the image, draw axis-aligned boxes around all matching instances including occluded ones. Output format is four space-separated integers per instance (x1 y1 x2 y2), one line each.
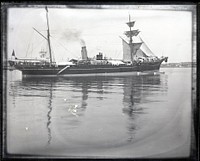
45 6 53 66
124 15 140 63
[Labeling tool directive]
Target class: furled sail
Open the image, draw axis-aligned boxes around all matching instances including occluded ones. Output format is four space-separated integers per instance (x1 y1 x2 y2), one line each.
124 30 140 37
126 21 135 28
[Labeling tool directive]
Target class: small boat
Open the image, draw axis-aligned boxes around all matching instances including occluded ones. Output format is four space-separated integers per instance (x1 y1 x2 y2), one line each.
8 7 168 77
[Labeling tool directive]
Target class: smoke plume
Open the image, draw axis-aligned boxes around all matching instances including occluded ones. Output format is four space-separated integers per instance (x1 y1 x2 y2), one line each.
80 39 86 46
61 28 86 46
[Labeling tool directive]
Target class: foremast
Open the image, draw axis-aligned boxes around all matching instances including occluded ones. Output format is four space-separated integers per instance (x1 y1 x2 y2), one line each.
124 15 141 64
45 6 53 67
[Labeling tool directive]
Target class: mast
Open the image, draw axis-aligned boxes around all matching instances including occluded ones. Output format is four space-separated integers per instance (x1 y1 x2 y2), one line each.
128 15 133 63
45 6 53 66
128 15 133 44
125 14 140 64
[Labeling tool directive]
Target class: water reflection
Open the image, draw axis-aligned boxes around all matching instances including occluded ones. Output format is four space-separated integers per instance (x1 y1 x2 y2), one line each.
60 75 168 143
122 75 168 142
47 82 53 145
59 76 108 117
10 83 16 109
60 77 90 114
8 73 168 147
123 75 164 114
21 77 57 145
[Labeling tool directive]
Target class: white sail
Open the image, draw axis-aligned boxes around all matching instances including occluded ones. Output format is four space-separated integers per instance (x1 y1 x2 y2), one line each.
121 14 158 62
135 49 148 58
121 34 156 62
122 37 143 62
122 38 131 61
139 36 155 57
131 42 142 56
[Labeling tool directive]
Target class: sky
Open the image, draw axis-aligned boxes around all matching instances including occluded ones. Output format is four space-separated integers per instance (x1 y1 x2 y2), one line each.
7 5 194 63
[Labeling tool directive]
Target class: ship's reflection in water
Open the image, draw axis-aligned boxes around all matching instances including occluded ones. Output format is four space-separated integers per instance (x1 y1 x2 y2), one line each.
21 77 57 145
122 75 167 142
47 82 53 145
7 71 169 155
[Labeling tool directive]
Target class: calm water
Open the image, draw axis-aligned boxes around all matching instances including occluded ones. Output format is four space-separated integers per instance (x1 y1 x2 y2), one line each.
5 68 192 158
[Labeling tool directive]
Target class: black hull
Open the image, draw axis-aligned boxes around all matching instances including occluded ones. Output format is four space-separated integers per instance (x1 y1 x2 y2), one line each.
11 59 166 77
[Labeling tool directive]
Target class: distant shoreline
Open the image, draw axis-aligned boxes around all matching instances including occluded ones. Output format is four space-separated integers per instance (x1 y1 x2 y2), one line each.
161 62 196 68
161 66 195 68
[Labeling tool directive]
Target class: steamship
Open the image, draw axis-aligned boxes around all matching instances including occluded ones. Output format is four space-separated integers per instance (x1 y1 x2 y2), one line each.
8 7 168 77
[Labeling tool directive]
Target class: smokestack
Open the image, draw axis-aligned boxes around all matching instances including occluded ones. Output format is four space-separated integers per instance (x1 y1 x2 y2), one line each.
81 46 88 60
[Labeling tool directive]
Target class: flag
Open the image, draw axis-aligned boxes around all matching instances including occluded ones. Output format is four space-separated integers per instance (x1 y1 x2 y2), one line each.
12 50 15 56
45 6 48 12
